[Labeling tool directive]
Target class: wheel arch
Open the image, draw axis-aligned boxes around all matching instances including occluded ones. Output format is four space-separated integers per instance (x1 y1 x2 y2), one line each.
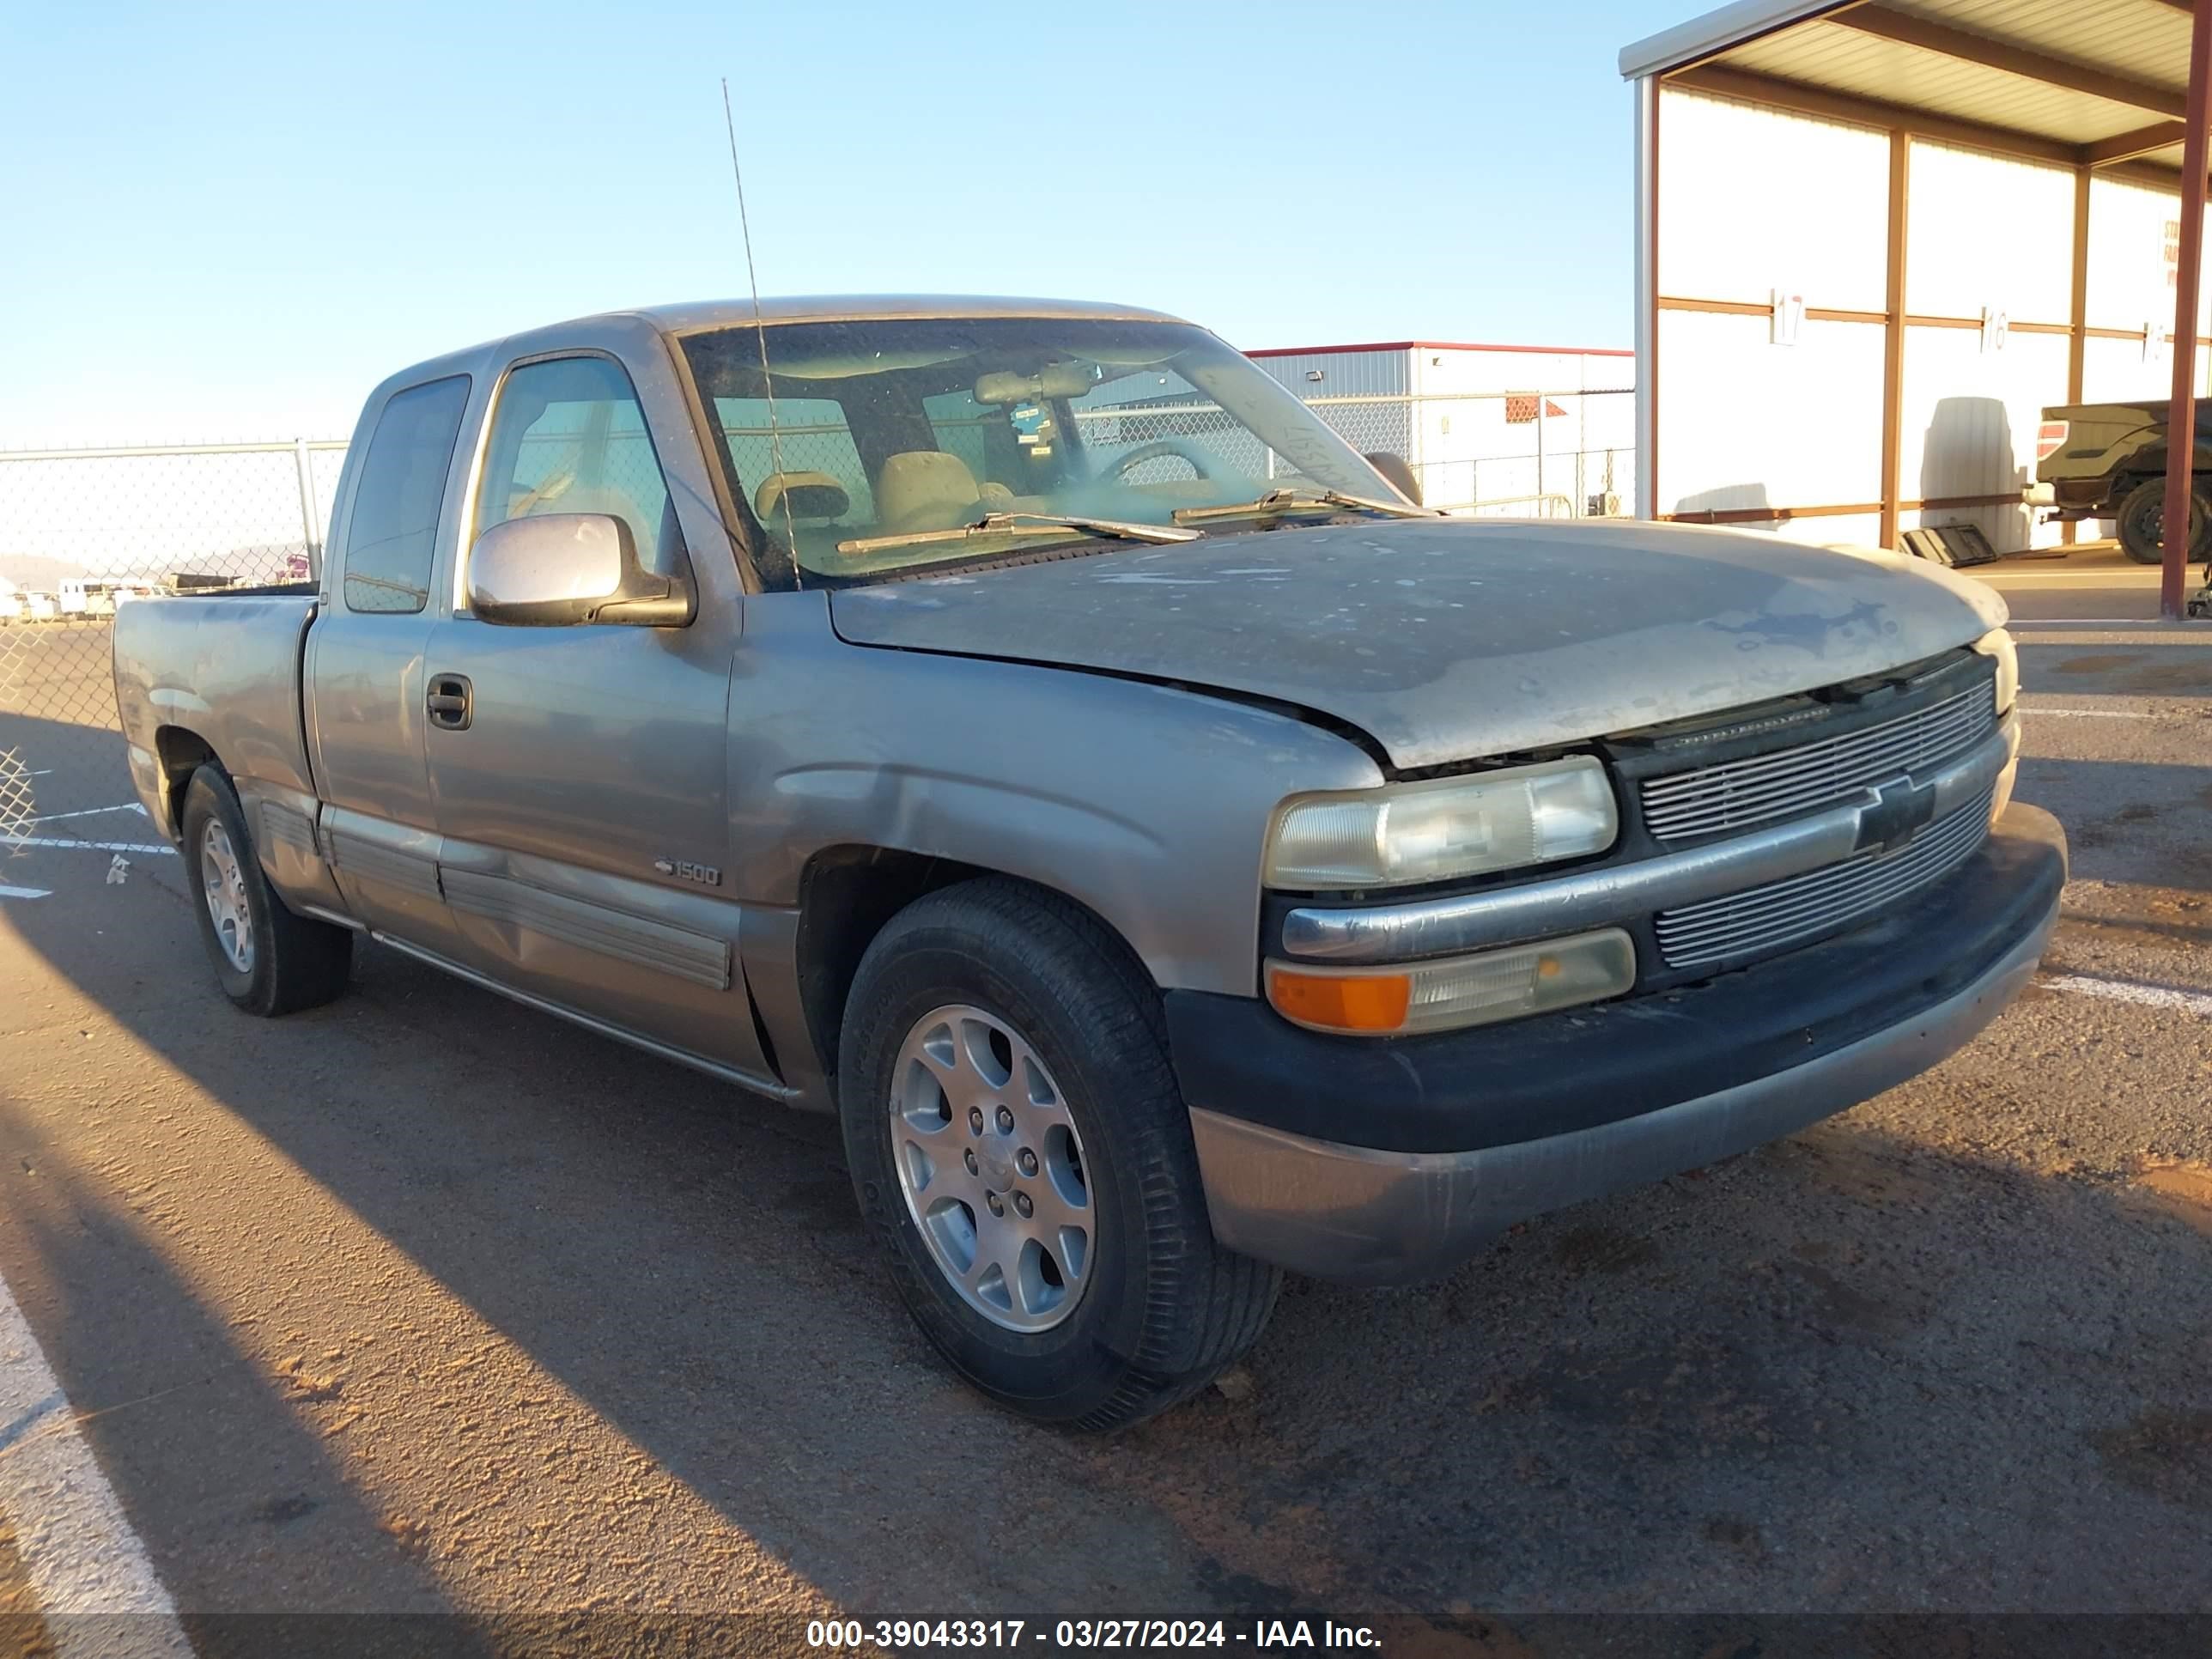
791 845 1157 1101
2114 458 2212 495
152 724 222 836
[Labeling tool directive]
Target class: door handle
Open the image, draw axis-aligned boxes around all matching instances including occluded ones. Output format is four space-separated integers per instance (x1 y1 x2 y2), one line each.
427 673 473 731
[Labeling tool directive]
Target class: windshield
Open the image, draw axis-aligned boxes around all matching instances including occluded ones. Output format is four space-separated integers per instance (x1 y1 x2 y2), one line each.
678 316 1404 586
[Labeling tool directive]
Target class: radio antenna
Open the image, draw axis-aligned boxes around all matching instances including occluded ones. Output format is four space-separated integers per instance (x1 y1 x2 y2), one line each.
722 77 800 589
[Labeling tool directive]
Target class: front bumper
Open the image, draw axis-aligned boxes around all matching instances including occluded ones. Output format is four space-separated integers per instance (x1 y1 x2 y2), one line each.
1174 802 2066 1285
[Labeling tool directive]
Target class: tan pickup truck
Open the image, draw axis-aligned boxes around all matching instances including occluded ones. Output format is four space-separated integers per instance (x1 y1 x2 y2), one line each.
115 295 2064 1427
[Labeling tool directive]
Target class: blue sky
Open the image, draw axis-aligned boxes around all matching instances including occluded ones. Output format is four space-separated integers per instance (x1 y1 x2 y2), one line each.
0 1 1685 446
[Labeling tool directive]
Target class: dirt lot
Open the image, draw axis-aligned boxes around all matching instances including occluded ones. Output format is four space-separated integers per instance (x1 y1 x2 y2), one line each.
0 568 2209 1656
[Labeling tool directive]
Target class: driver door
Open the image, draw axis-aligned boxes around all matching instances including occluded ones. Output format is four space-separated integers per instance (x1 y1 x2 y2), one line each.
422 349 771 1084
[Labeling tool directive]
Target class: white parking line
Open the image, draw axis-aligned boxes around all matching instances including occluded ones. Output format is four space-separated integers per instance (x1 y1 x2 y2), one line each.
22 805 147 825
0 884 52 901
0 838 175 856
0 1270 195 1658
2021 707 2157 720
1981 569 2160 581
2045 973 2212 1018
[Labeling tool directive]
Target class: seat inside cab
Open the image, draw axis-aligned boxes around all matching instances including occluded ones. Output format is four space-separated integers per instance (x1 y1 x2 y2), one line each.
873 452 1024 532
709 351 1252 568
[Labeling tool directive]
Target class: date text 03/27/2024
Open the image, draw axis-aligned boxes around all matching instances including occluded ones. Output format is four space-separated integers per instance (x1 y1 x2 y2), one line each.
804 1620 1383 1650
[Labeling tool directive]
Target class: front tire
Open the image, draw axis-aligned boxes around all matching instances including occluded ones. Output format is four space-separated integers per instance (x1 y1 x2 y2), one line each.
2115 476 2212 566
179 766 353 1016
838 878 1279 1431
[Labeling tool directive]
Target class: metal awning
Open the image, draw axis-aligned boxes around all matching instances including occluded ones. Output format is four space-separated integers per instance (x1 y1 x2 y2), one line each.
1622 0 2212 618
1623 0 2197 176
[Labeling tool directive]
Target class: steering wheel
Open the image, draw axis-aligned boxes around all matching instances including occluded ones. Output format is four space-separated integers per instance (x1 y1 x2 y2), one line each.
1098 438 1218 483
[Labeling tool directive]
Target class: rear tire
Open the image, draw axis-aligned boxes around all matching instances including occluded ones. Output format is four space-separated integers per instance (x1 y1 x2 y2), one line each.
2115 476 2212 566
179 766 353 1017
837 878 1279 1431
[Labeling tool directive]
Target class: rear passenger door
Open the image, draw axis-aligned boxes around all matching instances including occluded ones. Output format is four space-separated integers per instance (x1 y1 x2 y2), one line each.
422 350 769 1083
305 374 472 952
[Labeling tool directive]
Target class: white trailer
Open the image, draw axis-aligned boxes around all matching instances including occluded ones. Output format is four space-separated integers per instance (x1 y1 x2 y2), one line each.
1247 341 1634 517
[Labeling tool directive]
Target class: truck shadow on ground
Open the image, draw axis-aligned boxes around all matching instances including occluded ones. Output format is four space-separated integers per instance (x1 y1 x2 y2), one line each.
0 1135 496 1659
2014 755 2212 896
2 720 2210 1636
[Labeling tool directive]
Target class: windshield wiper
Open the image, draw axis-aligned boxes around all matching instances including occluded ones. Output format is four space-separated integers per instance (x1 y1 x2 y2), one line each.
836 511 1200 557
1172 488 1442 525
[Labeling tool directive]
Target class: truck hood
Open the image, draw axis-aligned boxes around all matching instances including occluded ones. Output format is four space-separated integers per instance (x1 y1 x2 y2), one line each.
826 518 2007 770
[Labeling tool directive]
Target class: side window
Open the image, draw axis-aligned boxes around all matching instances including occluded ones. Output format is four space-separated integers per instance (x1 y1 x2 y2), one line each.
475 356 683 577
711 396 873 526
1070 366 1274 487
343 376 471 614
922 387 1025 492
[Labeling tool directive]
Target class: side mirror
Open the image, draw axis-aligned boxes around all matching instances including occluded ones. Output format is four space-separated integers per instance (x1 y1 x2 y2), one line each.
466 513 693 628
1363 452 1424 507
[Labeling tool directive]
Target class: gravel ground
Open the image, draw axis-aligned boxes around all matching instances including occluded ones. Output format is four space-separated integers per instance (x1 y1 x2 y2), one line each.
0 580 2206 1656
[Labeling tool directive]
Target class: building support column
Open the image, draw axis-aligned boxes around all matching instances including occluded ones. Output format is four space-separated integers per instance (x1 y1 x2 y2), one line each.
1879 131 1910 551
1634 76 1660 520
2064 166 2091 548
2161 0 2212 620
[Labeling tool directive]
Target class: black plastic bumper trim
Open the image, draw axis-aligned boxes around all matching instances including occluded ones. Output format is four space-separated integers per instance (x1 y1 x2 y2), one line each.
1167 803 2067 1157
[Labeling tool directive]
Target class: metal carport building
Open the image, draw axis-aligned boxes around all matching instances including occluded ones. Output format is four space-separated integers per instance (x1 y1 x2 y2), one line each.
1621 0 2212 617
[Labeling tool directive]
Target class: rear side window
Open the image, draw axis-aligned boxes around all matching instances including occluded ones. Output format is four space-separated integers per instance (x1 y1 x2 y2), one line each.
709 394 875 526
343 375 471 614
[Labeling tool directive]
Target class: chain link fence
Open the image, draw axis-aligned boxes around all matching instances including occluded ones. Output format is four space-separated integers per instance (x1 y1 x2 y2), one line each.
0 391 1631 848
1303 389 1634 519
1059 390 1634 519
0 441 344 853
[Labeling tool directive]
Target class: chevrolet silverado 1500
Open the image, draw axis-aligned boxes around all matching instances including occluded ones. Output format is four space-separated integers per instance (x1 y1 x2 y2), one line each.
114 296 2064 1428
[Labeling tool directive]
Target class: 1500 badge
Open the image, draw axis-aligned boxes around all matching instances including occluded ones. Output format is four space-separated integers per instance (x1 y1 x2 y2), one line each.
653 858 720 886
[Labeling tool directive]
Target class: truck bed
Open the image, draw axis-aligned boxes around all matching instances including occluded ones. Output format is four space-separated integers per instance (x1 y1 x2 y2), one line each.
2043 398 2212 424
2037 398 2212 503
167 580 320 599
112 592 322 833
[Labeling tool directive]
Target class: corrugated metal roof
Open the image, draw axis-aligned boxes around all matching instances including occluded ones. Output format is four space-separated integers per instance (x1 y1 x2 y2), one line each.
1622 0 2199 178
1890 0 2191 93
1724 19 2173 146
1618 0 1849 80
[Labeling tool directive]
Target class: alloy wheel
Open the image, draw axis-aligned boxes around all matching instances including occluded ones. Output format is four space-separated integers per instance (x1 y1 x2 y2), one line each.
889 1003 1094 1333
199 818 254 975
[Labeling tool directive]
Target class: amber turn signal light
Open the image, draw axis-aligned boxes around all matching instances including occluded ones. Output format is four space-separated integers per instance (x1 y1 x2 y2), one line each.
1265 928 1637 1036
1265 966 1413 1033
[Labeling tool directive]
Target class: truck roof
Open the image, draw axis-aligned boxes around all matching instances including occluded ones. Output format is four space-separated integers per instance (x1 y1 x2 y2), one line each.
364 295 1200 418
636 294 1188 333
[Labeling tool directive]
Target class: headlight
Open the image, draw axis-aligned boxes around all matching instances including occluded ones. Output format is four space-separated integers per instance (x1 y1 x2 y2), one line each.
1972 628 2018 714
1264 756 1617 890
1267 928 1637 1036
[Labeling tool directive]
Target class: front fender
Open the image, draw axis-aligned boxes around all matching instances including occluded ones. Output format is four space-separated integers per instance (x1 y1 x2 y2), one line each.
726 593 1383 997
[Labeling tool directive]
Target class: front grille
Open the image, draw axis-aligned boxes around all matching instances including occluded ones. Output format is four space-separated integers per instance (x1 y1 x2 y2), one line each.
1654 787 1994 969
1640 681 1996 842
